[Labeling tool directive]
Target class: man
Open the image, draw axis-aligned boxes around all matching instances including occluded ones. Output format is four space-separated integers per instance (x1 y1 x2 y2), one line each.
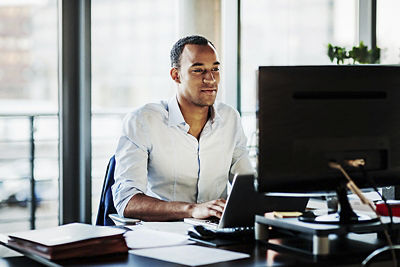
112 35 254 221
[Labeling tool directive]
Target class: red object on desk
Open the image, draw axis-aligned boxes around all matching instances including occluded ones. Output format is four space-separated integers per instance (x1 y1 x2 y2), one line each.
375 201 400 217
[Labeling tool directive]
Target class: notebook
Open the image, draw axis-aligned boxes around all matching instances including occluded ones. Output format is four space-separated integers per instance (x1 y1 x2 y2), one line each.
184 174 309 230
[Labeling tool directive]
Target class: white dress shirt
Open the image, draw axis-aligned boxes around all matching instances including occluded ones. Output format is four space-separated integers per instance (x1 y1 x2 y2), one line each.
112 96 254 216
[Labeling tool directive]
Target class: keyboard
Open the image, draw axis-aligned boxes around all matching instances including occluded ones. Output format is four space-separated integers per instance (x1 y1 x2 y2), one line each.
184 217 219 229
213 226 254 237
206 217 220 224
188 225 254 240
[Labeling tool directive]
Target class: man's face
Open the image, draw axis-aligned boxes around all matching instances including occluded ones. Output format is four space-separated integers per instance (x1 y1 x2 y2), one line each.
173 44 220 107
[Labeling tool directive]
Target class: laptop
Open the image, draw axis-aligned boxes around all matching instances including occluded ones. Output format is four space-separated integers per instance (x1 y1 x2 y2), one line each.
184 174 309 230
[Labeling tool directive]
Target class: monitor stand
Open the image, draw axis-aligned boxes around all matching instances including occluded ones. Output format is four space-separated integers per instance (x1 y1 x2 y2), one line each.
255 212 400 257
299 181 378 224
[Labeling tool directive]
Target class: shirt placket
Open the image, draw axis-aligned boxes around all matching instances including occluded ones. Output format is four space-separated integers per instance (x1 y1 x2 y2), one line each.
196 121 213 203
179 122 201 202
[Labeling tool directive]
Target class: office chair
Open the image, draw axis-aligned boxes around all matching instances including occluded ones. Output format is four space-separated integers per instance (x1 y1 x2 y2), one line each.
96 155 118 226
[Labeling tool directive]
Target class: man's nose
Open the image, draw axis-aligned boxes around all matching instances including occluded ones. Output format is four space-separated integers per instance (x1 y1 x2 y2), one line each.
203 70 216 83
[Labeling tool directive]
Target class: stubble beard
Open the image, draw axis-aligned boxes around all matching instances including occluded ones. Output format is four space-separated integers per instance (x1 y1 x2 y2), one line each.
192 94 216 107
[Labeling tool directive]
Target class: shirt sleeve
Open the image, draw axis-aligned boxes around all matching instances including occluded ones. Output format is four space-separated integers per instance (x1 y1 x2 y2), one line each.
230 111 255 176
112 112 150 217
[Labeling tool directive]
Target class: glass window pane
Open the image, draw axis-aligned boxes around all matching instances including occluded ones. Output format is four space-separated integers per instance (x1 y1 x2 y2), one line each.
240 0 357 162
0 1 58 232
241 0 357 113
377 0 400 64
91 0 179 221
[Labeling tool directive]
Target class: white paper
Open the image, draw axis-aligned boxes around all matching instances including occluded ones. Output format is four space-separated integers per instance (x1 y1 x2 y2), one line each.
125 221 193 235
0 234 9 244
124 228 192 249
130 245 250 266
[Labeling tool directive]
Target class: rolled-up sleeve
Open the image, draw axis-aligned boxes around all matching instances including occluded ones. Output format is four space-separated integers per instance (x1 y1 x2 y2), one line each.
112 112 150 216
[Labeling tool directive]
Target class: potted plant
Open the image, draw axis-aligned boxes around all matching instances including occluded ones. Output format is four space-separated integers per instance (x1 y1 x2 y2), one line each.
327 41 380 64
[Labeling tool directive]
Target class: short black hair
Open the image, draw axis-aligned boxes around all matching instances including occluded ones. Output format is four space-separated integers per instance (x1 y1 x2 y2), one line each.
170 35 215 68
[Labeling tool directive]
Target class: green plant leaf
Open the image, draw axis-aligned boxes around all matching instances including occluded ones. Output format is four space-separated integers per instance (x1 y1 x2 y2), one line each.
327 41 381 65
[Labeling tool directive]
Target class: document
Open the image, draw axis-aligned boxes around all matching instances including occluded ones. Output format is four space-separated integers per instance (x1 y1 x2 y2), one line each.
124 228 192 249
130 244 250 266
139 221 193 235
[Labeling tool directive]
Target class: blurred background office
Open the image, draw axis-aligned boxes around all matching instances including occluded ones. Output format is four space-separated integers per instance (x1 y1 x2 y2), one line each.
0 0 399 233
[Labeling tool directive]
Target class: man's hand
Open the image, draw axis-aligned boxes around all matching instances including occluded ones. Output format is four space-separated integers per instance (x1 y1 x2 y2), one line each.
190 199 226 219
124 194 226 221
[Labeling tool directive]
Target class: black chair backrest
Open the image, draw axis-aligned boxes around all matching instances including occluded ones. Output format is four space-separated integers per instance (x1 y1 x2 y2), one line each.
96 155 117 226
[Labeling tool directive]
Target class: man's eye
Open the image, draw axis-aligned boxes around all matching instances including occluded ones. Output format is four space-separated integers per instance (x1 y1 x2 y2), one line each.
192 69 204 73
212 68 220 72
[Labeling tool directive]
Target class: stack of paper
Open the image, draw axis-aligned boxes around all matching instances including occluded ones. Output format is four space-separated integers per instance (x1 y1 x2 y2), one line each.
130 245 250 266
124 228 192 249
7 223 128 260
124 225 250 266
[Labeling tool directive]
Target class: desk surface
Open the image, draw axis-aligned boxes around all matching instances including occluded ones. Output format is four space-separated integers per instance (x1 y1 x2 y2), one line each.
1 219 398 267
1 238 394 267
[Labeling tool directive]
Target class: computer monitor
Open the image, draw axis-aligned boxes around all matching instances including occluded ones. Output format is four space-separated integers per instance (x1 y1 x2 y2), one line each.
256 65 400 223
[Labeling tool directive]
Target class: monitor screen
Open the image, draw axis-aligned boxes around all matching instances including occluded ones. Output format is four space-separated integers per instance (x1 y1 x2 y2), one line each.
256 65 400 194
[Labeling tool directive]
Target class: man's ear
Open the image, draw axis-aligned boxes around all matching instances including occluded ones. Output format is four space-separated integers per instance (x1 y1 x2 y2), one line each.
170 67 180 83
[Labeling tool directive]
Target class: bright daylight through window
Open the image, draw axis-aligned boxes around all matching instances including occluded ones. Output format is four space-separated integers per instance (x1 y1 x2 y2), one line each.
0 0 58 233
240 0 357 164
1 0 397 236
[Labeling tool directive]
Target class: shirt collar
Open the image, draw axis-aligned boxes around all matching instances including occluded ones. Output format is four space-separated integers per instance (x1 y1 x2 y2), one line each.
167 95 223 127
168 96 186 127
210 103 222 125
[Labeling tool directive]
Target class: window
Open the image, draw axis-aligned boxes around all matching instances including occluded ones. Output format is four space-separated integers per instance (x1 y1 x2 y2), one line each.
240 0 357 160
0 0 58 233
377 0 400 64
91 0 179 220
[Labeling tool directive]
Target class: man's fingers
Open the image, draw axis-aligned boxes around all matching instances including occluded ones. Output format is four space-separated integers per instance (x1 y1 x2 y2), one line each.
207 199 226 217
211 199 226 208
191 198 227 219
210 209 223 218
210 204 224 213
215 198 226 205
